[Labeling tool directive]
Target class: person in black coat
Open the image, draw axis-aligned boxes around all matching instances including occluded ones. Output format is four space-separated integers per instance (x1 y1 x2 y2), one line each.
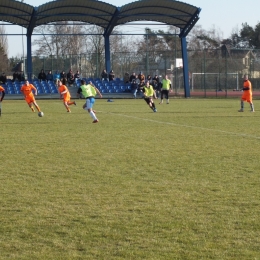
38 69 46 81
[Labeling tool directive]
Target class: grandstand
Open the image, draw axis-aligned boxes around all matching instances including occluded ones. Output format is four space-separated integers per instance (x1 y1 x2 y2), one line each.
2 77 133 99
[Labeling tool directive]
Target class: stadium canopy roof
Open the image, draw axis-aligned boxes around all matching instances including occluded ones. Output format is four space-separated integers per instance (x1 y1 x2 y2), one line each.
0 0 201 37
0 0 201 96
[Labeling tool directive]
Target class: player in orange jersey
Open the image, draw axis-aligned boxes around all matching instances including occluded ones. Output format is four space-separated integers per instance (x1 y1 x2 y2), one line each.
238 74 255 112
0 85 6 116
58 78 76 112
20 80 41 113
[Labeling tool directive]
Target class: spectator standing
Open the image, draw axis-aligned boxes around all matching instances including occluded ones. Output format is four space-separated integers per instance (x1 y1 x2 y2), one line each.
101 69 108 81
160 75 171 104
129 72 136 83
46 70 54 82
153 75 160 98
109 70 115 81
238 74 255 112
38 69 46 81
131 79 139 99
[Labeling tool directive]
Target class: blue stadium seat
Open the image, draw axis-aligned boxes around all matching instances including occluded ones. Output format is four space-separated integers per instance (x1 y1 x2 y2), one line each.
51 88 58 94
15 88 22 94
120 85 126 91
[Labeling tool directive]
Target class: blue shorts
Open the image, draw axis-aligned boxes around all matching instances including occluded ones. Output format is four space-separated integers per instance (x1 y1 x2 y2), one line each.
85 97 95 110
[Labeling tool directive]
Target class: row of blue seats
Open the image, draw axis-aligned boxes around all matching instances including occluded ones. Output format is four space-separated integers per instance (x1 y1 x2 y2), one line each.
2 80 58 94
1 78 131 94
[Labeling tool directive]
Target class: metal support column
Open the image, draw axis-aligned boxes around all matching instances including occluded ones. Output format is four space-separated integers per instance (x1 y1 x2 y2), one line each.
181 37 190 98
26 34 32 80
104 35 111 73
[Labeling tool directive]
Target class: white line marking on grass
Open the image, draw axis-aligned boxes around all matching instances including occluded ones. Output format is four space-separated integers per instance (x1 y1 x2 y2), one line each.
104 112 260 140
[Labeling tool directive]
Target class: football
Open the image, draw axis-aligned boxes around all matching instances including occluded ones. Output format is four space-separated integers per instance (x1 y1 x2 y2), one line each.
38 111 44 117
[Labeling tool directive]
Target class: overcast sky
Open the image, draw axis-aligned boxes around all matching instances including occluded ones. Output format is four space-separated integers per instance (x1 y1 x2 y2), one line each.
4 0 260 57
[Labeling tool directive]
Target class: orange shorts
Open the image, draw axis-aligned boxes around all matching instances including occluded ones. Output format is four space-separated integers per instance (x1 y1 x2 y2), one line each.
241 93 252 103
25 94 35 104
63 97 71 102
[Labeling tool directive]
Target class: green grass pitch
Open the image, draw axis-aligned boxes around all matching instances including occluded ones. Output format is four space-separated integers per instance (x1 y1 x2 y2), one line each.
0 98 260 259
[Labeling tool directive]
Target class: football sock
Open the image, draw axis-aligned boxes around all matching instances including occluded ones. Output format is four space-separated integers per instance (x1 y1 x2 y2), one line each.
35 105 40 112
152 103 155 108
89 111 97 120
250 103 254 111
241 101 244 109
68 102 74 106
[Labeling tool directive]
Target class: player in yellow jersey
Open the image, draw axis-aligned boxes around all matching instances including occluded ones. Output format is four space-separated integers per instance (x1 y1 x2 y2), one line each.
0 85 6 116
77 80 102 123
160 75 171 104
143 80 157 112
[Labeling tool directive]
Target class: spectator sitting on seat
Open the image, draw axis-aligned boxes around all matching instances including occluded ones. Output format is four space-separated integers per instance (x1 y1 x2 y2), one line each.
101 69 108 81
67 69 75 86
38 69 46 81
13 71 19 82
109 70 115 81
153 75 161 98
60 71 66 80
123 72 130 83
17 72 22 82
53 71 60 84
20 73 25 82
129 72 136 83
147 74 152 84
153 75 159 85
131 79 139 98
46 70 54 82
0 73 7 84
74 70 81 80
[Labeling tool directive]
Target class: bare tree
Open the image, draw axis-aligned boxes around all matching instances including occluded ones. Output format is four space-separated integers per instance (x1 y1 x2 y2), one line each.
0 25 8 55
0 25 9 73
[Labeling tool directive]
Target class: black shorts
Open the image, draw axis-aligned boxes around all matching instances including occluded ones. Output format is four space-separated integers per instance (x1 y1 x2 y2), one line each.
144 97 153 104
